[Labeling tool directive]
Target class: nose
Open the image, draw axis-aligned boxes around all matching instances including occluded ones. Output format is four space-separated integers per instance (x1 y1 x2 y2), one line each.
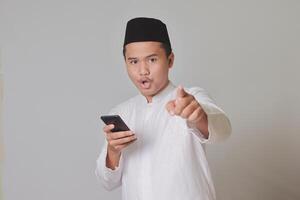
139 60 150 76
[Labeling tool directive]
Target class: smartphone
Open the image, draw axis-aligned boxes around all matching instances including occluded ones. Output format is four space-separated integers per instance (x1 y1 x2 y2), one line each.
100 115 130 132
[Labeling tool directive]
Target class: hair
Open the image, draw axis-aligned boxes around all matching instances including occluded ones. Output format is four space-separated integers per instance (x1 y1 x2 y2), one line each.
122 42 172 59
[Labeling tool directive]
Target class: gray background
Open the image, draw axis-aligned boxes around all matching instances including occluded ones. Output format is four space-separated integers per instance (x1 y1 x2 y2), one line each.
1 0 299 199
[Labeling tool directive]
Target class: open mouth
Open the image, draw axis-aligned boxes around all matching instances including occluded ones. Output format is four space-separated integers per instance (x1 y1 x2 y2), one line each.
140 79 151 89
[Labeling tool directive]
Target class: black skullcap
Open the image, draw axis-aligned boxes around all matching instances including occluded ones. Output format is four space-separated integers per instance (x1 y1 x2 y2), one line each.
123 17 171 48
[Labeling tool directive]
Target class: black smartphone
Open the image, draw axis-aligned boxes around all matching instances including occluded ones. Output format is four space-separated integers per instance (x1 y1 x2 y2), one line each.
100 115 130 132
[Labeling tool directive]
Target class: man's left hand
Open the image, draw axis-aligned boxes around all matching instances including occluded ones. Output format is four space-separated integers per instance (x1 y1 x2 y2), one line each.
165 86 206 124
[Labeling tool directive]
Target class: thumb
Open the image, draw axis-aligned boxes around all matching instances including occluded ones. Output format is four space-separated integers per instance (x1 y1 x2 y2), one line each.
165 100 176 116
176 85 188 98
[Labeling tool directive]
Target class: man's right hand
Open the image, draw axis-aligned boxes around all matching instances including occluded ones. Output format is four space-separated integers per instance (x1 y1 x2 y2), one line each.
103 124 137 169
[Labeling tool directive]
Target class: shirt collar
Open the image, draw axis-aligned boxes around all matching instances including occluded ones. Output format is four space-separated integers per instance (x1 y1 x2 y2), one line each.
140 80 176 105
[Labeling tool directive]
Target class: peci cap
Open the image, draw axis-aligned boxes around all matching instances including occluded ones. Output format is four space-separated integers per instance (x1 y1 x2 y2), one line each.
123 17 172 48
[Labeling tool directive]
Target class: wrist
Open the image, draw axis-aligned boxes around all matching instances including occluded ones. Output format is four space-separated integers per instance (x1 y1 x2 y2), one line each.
107 145 121 157
106 146 121 170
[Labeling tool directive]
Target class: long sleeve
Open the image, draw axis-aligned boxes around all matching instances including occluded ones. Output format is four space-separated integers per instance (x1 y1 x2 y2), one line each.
95 140 124 191
185 87 232 144
95 107 124 191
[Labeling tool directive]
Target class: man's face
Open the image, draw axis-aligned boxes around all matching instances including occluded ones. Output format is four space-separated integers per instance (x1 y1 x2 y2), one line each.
125 41 174 102
124 41 174 103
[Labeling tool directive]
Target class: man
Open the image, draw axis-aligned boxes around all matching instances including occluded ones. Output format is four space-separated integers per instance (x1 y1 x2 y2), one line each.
95 17 231 200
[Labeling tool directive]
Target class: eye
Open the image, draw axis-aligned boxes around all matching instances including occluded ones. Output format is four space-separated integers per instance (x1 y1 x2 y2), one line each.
129 59 138 65
149 57 157 63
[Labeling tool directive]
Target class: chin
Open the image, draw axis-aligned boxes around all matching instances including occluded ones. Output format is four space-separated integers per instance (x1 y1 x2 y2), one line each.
140 89 156 97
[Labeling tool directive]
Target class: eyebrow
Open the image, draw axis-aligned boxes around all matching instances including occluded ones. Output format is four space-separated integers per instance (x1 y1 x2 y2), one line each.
127 54 158 60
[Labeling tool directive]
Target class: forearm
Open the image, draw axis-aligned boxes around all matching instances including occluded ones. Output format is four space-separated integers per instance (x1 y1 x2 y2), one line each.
188 87 231 143
95 144 123 191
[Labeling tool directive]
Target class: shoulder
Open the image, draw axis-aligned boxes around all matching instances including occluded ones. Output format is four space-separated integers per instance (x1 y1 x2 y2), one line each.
185 86 208 96
185 86 215 104
109 94 140 115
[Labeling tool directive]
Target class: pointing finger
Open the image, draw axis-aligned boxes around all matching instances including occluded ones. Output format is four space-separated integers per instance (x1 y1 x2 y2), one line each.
176 85 188 99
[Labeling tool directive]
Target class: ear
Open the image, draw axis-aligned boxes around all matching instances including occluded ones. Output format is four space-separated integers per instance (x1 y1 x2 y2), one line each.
168 52 175 69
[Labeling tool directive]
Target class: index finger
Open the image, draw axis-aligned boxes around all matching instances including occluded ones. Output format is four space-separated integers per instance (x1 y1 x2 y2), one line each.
176 85 188 98
107 130 135 140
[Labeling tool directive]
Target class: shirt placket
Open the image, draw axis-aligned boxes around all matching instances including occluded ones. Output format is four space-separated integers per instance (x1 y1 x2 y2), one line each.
139 104 153 200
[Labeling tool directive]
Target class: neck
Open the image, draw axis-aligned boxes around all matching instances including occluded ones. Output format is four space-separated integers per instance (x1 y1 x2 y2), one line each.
146 79 170 103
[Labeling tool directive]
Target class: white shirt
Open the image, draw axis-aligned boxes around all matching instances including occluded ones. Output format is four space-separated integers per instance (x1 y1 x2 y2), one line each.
95 81 231 200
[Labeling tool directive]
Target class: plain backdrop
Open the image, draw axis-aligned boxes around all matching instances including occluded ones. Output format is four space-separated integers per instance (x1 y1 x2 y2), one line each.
0 0 299 200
